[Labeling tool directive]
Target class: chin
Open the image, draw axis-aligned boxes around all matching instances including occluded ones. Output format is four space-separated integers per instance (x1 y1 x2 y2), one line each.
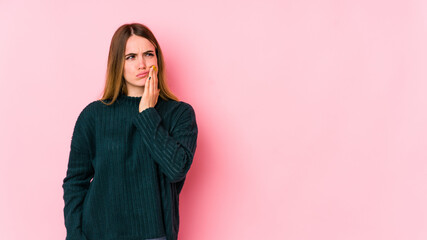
126 80 146 90
134 79 147 86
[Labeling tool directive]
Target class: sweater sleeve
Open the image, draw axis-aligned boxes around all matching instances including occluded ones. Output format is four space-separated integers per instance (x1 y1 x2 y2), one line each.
62 105 95 240
133 102 198 183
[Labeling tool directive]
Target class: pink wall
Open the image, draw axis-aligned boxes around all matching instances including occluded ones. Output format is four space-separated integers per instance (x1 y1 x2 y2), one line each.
1 0 427 239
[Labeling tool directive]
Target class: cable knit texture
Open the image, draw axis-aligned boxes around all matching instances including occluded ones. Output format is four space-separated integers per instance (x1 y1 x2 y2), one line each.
63 94 198 240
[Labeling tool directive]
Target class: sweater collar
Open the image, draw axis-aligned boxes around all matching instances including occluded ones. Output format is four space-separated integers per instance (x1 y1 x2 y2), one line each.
117 93 164 106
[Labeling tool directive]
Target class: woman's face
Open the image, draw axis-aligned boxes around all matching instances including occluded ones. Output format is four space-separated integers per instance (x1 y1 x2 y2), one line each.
123 35 158 94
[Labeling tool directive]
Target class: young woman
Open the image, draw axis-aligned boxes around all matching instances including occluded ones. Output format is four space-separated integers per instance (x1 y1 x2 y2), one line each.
63 23 198 240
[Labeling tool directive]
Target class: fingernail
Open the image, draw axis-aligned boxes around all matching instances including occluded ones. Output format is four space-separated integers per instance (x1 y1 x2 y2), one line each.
153 66 157 71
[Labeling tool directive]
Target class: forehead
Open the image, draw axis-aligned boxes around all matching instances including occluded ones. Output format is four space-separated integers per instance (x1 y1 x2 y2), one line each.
125 35 155 53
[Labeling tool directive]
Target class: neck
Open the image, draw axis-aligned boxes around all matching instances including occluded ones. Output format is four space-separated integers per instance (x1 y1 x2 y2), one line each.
126 85 145 97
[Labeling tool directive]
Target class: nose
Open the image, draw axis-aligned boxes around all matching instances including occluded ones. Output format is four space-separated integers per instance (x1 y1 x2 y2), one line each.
137 55 146 69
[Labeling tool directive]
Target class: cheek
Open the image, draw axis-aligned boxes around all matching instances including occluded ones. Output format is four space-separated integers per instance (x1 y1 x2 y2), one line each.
151 57 158 66
123 63 133 78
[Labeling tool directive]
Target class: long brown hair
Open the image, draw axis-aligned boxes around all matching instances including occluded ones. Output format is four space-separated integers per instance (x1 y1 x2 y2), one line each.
101 23 178 105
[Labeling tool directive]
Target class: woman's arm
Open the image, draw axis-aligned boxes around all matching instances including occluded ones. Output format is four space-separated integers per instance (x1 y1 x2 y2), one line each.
62 105 95 240
133 103 198 183
135 67 198 182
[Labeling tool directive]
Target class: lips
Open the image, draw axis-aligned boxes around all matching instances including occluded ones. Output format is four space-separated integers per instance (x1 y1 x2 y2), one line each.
136 71 149 78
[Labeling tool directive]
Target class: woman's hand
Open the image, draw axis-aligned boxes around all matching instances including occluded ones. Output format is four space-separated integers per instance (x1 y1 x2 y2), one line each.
139 65 160 112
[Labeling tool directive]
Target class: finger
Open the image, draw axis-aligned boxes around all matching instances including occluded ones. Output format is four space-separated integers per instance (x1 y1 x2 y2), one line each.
146 67 153 91
150 66 155 95
148 65 153 81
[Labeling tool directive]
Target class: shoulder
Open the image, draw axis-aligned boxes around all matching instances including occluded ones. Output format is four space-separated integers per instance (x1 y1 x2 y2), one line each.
78 100 102 116
74 100 105 125
159 98 196 118
71 100 102 151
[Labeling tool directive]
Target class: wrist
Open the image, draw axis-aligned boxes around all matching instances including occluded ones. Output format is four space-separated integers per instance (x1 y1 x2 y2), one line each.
139 106 148 112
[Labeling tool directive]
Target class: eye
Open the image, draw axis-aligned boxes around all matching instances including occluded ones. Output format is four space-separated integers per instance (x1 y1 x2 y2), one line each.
125 55 135 60
145 52 155 57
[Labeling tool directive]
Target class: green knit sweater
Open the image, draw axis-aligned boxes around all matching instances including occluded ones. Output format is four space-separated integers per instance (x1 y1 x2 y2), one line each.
63 94 198 240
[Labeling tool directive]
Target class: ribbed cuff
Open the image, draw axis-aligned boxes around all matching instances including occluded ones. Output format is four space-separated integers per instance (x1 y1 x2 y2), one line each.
134 107 161 139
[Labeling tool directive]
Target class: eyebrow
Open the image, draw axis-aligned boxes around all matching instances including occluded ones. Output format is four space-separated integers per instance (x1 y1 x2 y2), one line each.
125 50 154 56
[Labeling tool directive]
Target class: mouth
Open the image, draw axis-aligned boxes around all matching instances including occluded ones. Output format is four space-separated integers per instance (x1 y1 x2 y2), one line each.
136 72 149 78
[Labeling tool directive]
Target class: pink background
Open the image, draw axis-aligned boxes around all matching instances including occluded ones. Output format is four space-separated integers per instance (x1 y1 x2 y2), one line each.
1 0 427 239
